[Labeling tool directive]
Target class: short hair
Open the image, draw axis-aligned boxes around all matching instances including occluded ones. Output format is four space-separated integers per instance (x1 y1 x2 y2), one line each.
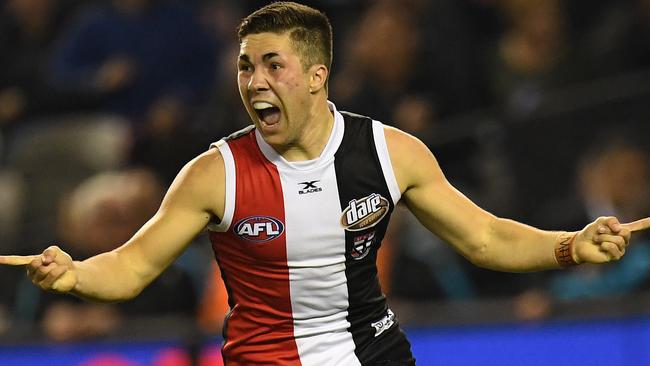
237 2 333 72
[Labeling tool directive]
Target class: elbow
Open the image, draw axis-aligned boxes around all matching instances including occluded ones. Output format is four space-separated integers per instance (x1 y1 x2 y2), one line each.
464 216 498 269
466 243 491 269
119 272 152 301
123 286 145 302
104 285 144 303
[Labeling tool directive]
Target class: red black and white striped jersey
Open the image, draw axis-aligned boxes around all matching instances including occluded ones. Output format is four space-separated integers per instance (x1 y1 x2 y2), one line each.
208 102 415 365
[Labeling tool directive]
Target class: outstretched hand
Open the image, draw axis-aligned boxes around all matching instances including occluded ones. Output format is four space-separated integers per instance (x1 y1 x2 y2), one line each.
0 246 77 293
574 217 650 264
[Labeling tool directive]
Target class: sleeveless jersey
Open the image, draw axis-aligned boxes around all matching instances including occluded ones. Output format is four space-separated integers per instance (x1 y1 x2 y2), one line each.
208 102 414 365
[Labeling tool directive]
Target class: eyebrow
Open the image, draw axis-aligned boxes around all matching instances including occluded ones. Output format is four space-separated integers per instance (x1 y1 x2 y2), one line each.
238 52 280 63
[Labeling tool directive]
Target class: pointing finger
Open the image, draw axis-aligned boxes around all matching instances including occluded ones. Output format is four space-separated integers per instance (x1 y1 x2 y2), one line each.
621 218 650 233
0 255 39 266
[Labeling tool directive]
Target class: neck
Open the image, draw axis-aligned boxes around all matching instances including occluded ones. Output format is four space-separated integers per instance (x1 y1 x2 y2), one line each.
276 99 334 162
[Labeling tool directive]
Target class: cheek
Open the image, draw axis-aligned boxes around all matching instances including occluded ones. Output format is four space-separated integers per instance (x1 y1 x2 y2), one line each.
237 73 250 91
288 78 303 90
237 79 245 93
276 70 305 91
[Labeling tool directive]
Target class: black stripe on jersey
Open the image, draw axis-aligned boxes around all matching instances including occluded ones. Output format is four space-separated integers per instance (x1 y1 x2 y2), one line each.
334 111 414 365
223 125 255 141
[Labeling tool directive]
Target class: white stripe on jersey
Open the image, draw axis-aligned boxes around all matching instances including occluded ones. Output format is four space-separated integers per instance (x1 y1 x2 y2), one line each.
279 165 361 366
208 141 235 232
372 120 401 205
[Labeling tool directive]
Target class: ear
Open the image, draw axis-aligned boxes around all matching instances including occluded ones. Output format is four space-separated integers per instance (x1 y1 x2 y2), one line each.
308 64 328 94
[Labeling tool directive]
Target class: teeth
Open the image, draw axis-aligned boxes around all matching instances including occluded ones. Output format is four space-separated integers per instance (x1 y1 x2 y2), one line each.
253 102 274 110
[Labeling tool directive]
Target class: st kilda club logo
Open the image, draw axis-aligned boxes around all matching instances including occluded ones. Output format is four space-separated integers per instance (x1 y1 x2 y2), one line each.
340 193 389 231
234 216 284 243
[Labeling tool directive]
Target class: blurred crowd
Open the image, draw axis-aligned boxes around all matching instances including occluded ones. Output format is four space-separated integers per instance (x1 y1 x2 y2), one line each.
0 0 648 342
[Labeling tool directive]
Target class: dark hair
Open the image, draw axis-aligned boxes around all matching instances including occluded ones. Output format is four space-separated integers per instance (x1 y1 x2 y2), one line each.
237 2 333 72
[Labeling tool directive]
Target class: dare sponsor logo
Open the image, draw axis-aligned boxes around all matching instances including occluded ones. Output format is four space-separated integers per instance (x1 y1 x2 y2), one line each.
340 193 389 231
234 216 284 243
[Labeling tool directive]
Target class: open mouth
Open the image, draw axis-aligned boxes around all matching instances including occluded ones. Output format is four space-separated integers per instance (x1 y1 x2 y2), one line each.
253 102 281 126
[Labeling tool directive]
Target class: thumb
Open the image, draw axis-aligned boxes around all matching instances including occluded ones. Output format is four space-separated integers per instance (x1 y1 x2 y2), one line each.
41 246 61 265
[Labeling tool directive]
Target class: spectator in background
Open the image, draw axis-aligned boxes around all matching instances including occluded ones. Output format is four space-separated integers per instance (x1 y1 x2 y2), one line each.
37 169 197 341
516 141 650 320
331 0 487 128
581 0 650 77
548 143 650 300
47 0 217 182
193 2 251 141
331 0 421 124
486 0 588 117
0 0 89 135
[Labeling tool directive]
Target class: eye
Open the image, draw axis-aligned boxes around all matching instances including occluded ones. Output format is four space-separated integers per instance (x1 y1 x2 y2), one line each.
238 63 252 72
270 62 281 70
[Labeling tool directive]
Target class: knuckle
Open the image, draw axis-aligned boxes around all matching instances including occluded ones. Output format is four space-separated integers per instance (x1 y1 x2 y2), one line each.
45 245 60 252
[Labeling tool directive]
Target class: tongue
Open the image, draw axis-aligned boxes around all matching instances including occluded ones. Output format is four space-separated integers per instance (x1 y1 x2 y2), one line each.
260 107 281 125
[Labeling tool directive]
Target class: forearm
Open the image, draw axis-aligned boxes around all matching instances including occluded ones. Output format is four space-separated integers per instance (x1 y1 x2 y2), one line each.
71 250 152 302
472 216 573 272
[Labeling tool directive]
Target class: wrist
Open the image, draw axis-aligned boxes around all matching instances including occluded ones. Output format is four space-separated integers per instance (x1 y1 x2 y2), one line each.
554 232 579 268
67 260 83 295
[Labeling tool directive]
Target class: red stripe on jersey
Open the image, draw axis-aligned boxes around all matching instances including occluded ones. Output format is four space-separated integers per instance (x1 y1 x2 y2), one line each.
209 131 301 365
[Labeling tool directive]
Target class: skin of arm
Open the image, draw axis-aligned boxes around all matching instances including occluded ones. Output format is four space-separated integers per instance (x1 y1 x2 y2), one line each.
384 126 630 272
28 148 225 302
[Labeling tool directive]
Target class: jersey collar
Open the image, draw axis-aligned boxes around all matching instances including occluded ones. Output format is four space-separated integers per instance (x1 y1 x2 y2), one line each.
255 101 344 171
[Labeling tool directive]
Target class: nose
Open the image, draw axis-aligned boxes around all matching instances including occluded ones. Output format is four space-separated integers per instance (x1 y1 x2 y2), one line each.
248 67 269 93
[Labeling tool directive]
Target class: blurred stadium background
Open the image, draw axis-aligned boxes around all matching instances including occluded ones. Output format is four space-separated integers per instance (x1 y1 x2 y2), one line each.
0 0 649 364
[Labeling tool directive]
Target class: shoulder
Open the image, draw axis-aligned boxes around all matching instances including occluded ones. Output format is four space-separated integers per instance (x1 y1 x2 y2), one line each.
165 147 225 214
180 147 224 185
382 125 443 192
383 125 433 162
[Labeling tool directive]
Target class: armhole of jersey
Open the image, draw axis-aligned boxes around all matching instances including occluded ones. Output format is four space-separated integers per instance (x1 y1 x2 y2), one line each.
208 140 236 232
372 120 401 205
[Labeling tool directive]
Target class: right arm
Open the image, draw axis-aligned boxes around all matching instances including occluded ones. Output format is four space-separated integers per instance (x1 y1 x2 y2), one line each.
22 148 225 302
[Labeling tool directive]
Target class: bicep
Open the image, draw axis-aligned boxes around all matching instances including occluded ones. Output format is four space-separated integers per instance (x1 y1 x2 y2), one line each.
386 127 494 258
115 150 224 282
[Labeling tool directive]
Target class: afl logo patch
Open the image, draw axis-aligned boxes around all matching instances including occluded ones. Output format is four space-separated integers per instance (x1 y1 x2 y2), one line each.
234 216 284 243
340 193 389 231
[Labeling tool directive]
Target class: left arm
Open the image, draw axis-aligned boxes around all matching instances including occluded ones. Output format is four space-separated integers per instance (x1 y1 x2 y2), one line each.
384 126 647 272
